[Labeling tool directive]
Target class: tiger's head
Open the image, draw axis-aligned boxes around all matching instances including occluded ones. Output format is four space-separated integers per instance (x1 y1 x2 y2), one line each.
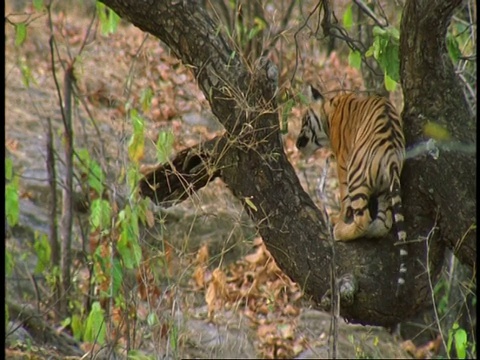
296 85 330 158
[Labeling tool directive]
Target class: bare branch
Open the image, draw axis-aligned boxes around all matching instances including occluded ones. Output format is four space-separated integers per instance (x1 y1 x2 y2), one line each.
353 0 388 28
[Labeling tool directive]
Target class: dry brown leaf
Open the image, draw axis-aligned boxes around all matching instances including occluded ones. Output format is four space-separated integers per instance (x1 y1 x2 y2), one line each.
266 258 282 276
192 265 205 289
205 280 218 318
80 341 103 355
292 342 305 356
244 247 266 266
19 190 35 200
257 303 271 315
144 208 155 228
164 240 174 277
253 237 263 246
274 346 292 359
401 340 418 357
257 323 277 338
5 138 19 153
283 304 300 317
239 280 257 298
278 323 294 340
212 268 227 297
196 243 209 265
205 268 228 318
402 335 442 359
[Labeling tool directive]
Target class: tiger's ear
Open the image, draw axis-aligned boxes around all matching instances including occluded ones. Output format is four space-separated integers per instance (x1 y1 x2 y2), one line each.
307 85 323 101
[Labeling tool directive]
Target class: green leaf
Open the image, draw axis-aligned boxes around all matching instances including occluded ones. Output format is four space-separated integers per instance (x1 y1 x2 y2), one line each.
447 34 462 64
147 312 158 326
117 206 142 269
156 130 174 164
34 233 51 274
245 197 257 212
389 27 400 41
6 182 19 227
128 110 145 163
88 160 105 196
71 314 83 341
169 322 179 350
126 165 139 194
296 93 309 105
15 23 27 47
383 42 400 82
96 2 120 35
369 26 400 84
75 148 91 172
118 229 134 269
447 322 457 356
90 199 112 231
384 72 397 92
75 149 104 195
365 45 374 58
281 98 294 134
19 59 36 87
140 87 154 113
118 228 142 269
127 350 156 360
128 130 144 163
61 317 71 327
32 0 44 11
372 26 387 37
247 28 259 41
348 50 362 69
107 9 121 34
454 327 468 359
254 16 267 31
130 109 144 135
111 258 123 297
84 302 106 344
343 4 353 30
5 251 14 276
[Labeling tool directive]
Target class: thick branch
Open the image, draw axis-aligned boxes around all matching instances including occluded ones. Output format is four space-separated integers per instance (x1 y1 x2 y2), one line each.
140 138 223 207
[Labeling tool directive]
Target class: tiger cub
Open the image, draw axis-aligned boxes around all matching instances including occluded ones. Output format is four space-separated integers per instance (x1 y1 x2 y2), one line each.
296 85 407 296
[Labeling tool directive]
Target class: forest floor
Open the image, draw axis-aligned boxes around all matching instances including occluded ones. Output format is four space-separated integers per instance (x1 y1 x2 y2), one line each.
5 1 438 359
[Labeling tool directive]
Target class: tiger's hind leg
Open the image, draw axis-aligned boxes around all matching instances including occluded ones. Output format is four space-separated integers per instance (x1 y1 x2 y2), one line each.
366 193 393 238
330 163 351 227
333 191 371 241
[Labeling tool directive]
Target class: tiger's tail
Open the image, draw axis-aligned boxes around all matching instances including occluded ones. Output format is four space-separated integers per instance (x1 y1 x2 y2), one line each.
391 176 407 298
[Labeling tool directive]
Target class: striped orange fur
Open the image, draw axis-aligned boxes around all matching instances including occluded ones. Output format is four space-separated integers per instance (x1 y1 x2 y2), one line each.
296 86 407 297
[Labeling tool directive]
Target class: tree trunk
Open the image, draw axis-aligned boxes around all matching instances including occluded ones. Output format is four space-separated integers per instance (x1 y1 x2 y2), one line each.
99 0 472 327
399 0 476 270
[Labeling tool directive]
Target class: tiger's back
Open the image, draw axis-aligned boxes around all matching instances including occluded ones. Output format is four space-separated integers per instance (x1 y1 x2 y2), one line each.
296 86 407 297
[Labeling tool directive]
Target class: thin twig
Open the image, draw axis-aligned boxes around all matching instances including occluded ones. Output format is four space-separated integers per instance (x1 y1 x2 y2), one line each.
353 0 388 27
425 210 449 356
265 0 298 53
46 117 61 320
291 1 323 84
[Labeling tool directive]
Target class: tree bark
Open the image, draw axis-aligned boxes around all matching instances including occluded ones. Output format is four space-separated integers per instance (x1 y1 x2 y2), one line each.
399 0 476 269
99 0 472 327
